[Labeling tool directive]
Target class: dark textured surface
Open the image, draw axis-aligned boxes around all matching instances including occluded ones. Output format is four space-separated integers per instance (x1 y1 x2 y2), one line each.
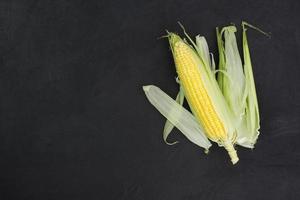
0 0 300 199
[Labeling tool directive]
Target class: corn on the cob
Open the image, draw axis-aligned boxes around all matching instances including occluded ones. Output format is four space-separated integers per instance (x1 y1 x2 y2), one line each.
169 33 238 164
143 22 266 165
173 41 226 141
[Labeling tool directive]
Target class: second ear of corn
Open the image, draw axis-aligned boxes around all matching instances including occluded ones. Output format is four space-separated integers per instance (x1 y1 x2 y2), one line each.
143 22 266 164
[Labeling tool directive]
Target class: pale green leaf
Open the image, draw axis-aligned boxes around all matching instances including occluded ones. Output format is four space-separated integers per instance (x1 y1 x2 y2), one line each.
162 86 184 145
235 22 261 147
143 85 212 150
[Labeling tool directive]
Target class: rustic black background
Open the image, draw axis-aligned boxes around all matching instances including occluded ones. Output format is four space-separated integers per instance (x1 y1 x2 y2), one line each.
1 0 300 199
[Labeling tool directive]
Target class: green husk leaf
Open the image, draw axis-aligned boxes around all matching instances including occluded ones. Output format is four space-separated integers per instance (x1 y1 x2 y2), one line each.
143 85 212 150
195 35 211 70
162 86 184 145
235 22 262 147
216 27 226 92
217 25 247 138
215 22 266 148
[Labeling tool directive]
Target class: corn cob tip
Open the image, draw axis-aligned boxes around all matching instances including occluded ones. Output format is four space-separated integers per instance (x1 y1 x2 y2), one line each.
224 141 239 164
168 33 182 46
